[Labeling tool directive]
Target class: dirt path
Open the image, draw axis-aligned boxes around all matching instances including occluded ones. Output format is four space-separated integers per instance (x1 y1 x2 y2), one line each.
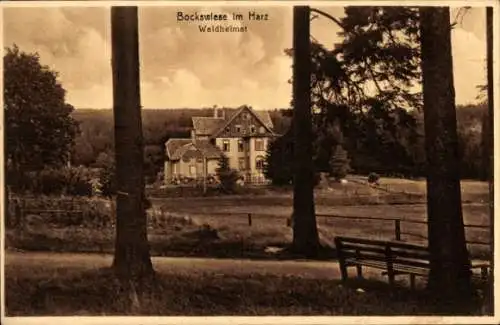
5 251 346 280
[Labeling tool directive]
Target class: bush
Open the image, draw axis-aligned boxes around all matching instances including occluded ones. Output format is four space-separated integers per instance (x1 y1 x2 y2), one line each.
98 161 116 197
216 155 240 194
329 145 351 181
367 172 380 185
9 195 114 228
264 134 294 186
21 167 93 196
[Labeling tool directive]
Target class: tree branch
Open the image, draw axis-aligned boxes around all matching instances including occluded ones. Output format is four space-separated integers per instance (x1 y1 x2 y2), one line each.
310 8 345 30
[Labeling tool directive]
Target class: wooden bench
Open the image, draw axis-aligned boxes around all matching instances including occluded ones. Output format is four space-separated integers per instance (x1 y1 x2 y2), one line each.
334 236 490 289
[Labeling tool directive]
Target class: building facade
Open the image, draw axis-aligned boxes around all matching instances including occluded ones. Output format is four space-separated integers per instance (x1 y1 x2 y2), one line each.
164 106 276 184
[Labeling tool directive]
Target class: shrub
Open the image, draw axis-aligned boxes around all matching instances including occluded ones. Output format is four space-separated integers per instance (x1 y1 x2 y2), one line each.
98 162 116 197
23 167 93 196
368 172 380 185
264 134 294 186
329 145 351 181
9 195 114 228
216 154 240 194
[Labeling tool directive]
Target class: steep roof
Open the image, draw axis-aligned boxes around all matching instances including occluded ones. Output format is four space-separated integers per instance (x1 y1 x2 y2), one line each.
165 138 192 160
194 139 224 159
210 106 275 138
191 107 274 137
254 111 274 130
192 117 225 136
166 138 223 161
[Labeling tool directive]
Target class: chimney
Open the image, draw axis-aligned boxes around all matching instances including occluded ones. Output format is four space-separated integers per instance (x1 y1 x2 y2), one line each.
213 105 218 118
191 129 196 143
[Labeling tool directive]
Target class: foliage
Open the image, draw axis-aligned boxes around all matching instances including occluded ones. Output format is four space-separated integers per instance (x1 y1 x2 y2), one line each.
11 167 93 196
93 150 114 169
98 155 116 198
285 7 423 177
144 145 164 184
69 105 487 183
367 172 380 184
4 45 79 176
8 194 113 228
215 154 240 194
313 120 344 172
264 131 294 186
329 145 351 180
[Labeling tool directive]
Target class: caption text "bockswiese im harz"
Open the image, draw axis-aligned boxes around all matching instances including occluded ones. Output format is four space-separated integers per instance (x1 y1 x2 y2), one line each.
176 11 269 33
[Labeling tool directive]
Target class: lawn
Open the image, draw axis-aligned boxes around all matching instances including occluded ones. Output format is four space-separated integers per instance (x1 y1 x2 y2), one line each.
4 252 491 316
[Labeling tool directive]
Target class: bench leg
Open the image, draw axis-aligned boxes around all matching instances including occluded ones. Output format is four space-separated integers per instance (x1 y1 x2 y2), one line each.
410 274 416 290
338 261 349 282
481 267 488 281
356 265 363 279
387 271 395 286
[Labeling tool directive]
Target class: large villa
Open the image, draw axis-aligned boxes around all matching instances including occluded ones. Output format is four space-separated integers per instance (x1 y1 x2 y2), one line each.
164 105 277 184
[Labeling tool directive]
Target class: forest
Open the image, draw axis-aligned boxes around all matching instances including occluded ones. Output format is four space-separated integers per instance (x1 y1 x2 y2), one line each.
70 103 488 183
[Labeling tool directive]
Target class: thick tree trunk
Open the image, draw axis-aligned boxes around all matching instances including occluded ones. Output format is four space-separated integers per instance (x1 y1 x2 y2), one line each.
291 6 320 257
419 7 472 307
485 7 494 310
111 6 154 290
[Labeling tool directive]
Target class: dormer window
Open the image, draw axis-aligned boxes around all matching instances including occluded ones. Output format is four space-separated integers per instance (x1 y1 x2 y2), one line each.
250 125 256 133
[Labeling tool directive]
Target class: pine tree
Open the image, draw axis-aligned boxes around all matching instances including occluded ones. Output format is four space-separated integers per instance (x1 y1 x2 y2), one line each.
419 7 473 309
264 132 294 186
329 145 350 181
216 154 239 193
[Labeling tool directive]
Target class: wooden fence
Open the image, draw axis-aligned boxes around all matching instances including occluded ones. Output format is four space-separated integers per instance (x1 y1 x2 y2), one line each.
163 209 492 255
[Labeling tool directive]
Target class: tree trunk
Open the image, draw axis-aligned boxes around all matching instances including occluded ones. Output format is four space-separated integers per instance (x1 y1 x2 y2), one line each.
485 7 494 313
291 6 320 257
419 7 472 308
111 6 155 292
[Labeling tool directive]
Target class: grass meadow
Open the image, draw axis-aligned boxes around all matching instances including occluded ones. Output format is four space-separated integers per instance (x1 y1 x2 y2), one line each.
5 176 492 259
4 176 493 316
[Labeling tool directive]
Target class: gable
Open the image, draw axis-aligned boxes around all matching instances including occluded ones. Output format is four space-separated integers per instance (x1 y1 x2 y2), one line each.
211 106 274 138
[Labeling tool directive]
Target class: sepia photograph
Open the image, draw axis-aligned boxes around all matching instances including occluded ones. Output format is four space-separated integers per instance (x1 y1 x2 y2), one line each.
1 1 498 323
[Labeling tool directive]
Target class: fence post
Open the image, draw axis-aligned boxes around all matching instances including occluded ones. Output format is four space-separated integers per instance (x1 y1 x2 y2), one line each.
17 205 24 230
248 213 252 226
394 219 401 241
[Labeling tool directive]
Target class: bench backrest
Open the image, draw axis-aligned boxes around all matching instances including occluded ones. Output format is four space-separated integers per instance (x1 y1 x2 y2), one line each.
335 236 431 268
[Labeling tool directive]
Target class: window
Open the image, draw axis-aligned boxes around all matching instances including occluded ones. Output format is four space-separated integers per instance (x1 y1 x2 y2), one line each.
189 165 196 175
196 157 203 163
225 127 230 133
259 126 266 134
238 139 244 152
238 158 246 171
235 125 242 133
242 112 250 120
256 156 265 170
222 139 230 152
255 139 265 151
250 125 256 133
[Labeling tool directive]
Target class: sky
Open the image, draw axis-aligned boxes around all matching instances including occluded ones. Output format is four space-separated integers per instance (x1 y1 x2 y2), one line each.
2 5 489 109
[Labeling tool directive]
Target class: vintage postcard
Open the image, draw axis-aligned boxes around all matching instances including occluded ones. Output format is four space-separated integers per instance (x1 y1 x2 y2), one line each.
1 0 498 324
